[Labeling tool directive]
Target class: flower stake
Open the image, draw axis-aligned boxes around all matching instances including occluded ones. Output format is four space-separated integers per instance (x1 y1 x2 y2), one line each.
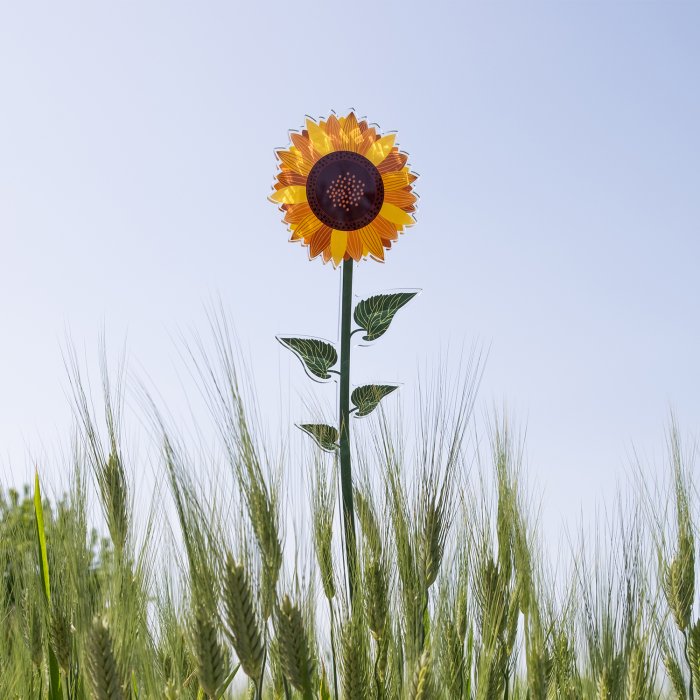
270 112 418 606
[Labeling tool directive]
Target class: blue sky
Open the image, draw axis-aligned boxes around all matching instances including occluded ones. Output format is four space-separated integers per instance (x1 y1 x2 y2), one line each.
1 1 698 536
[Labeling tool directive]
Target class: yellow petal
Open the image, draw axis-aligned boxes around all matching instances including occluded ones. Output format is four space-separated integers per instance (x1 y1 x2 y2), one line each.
365 134 396 166
306 118 334 156
381 170 410 191
379 202 414 228
330 230 348 265
269 186 307 205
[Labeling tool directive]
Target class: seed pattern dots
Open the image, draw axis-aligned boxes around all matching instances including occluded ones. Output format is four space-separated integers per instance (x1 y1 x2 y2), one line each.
326 172 366 212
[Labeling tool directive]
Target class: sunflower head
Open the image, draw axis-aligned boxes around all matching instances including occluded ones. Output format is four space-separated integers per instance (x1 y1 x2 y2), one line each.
270 112 417 266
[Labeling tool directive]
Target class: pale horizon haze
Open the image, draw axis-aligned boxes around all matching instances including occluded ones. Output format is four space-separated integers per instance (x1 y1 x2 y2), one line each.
1 1 699 540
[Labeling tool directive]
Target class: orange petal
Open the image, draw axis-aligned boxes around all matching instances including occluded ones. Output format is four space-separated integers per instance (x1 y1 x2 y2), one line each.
277 150 311 176
276 171 307 187
371 215 399 242
377 151 408 174
342 113 362 153
346 230 363 261
292 214 323 239
384 189 417 208
284 202 312 224
325 115 342 149
359 225 385 260
309 225 332 258
381 170 410 191
291 132 316 164
357 127 378 155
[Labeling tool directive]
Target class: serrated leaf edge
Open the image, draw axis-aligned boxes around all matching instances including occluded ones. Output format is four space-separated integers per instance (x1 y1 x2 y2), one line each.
297 423 339 452
276 335 338 382
353 289 421 344
351 384 399 418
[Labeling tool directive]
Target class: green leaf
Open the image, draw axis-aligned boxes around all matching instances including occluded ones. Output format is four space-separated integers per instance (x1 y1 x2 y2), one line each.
298 424 339 452
34 472 62 700
278 336 338 380
351 385 398 417
215 664 240 699
353 291 418 342
319 663 331 700
34 472 51 602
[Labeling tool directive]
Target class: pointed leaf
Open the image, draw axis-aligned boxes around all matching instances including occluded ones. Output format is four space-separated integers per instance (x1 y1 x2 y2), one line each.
298 424 339 452
353 292 418 342
278 336 338 380
34 473 62 700
351 384 398 417
215 664 240 699
34 473 51 602
319 663 331 700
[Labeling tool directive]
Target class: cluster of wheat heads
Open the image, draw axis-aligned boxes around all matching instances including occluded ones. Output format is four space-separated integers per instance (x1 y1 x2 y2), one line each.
1 343 699 698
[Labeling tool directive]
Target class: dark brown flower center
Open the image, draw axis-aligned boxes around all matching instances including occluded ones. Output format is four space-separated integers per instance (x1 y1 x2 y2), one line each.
306 151 384 231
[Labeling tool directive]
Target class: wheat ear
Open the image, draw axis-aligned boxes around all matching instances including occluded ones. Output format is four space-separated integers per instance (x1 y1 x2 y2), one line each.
222 553 265 681
50 606 73 673
190 601 228 698
274 595 315 698
410 648 432 700
87 617 124 700
341 610 370 700
625 644 649 700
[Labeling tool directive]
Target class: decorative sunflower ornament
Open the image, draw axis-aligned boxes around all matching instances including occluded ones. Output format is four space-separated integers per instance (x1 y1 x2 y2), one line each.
270 112 417 265
271 112 419 609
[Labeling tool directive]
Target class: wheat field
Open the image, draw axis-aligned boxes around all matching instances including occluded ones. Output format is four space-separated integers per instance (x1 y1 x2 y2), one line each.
1 330 697 699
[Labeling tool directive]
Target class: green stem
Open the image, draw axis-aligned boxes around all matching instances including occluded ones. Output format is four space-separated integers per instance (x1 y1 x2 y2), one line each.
339 257 357 606
255 625 268 700
329 600 339 700
683 629 693 700
373 644 382 700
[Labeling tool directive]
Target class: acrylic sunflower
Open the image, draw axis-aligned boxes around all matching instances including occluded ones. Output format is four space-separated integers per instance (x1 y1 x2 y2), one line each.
270 112 417 266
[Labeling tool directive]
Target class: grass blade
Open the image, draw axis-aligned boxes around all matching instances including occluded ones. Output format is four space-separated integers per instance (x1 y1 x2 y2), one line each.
34 471 62 700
